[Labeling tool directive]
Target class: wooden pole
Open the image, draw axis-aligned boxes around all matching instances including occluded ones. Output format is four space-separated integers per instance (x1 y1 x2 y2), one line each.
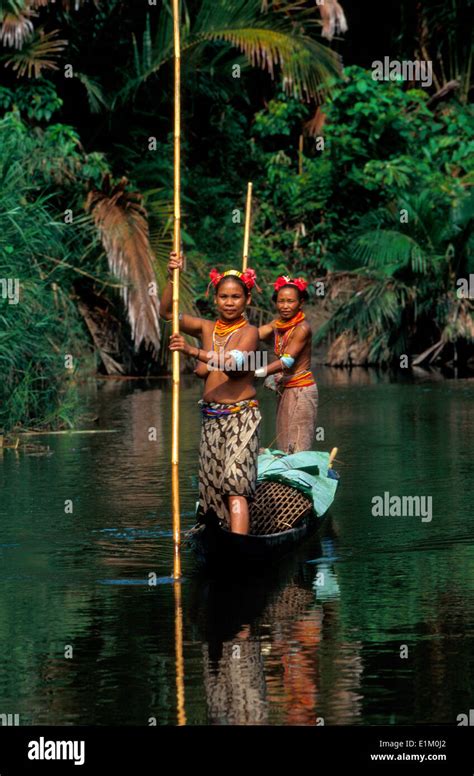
242 181 253 272
171 0 186 727
172 0 181 580
174 580 186 725
298 134 304 176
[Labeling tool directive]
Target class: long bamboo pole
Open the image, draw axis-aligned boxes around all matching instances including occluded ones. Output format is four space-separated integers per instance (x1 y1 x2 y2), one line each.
242 182 253 272
298 134 304 176
174 581 186 725
172 0 181 580
171 0 186 727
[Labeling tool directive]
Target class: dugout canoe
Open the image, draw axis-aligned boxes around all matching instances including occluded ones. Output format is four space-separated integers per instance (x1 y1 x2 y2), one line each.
187 448 339 568
187 509 320 567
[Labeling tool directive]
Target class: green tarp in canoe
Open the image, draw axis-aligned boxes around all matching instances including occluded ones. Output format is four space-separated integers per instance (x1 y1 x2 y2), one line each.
257 449 339 518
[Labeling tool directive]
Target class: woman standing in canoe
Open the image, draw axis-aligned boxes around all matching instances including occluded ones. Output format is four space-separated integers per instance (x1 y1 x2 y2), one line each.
257 276 318 454
160 252 261 535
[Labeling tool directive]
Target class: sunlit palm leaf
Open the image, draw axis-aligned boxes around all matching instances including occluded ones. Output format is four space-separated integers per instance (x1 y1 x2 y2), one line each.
4 27 66 76
196 27 339 99
192 0 342 98
0 10 33 47
318 0 348 41
0 0 98 51
86 176 162 357
261 0 348 39
118 0 342 105
0 0 34 48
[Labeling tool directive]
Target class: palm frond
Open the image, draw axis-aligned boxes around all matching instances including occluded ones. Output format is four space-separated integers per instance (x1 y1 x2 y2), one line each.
352 190 459 278
0 0 98 51
193 0 342 98
131 4 173 83
261 0 348 39
0 8 34 49
86 176 162 357
75 71 109 112
354 230 427 275
144 191 199 316
395 191 449 251
319 185 474 362
0 0 27 16
322 275 405 330
442 297 474 343
318 0 348 41
197 27 339 100
4 27 66 76
142 11 152 70
117 0 342 105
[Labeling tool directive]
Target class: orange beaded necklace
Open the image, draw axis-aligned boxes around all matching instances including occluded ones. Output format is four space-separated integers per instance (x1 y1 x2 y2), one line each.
214 316 247 339
213 316 247 351
274 310 305 332
274 311 305 356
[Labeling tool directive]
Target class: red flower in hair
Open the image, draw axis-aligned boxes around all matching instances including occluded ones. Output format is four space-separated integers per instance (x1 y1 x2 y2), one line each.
208 267 259 292
274 275 308 293
209 268 222 287
241 268 257 290
293 278 308 292
274 275 292 292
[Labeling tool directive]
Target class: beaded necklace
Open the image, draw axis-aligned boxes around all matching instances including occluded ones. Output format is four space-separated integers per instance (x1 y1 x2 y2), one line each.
275 328 295 357
274 310 305 332
274 311 305 356
213 316 247 351
214 316 247 338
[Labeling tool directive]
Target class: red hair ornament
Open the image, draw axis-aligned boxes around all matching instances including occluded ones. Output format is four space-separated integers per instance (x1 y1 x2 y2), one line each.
273 275 309 294
207 268 260 296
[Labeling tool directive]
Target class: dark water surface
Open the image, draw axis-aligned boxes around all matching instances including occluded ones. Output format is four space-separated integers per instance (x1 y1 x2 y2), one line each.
1 369 473 725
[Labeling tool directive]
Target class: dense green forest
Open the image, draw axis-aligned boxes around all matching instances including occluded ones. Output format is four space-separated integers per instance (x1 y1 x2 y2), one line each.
0 0 472 430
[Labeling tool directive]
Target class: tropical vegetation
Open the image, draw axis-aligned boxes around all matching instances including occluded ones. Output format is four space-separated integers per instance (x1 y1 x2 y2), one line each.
0 0 472 429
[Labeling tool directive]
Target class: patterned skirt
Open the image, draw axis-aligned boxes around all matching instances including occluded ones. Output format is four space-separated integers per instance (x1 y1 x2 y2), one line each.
198 399 261 526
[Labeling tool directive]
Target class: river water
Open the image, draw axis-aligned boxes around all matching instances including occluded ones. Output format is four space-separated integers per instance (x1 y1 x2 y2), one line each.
0 368 473 725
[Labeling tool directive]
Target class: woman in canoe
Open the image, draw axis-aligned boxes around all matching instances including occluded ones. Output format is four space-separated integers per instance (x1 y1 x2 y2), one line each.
160 252 261 535
257 275 318 453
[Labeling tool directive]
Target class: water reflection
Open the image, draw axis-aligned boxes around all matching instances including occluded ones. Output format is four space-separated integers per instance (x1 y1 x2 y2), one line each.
188 537 364 725
0 368 473 726
190 557 309 725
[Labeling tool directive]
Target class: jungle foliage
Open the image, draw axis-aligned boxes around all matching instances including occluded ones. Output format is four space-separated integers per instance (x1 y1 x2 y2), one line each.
0 0 472 428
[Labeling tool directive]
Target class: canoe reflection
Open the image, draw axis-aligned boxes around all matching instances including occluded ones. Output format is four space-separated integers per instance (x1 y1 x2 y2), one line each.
188 525 364 725
193 555 314 725
188 537 352 725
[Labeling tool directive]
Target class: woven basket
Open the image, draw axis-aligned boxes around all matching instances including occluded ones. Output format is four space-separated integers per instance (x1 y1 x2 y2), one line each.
250 481 313 536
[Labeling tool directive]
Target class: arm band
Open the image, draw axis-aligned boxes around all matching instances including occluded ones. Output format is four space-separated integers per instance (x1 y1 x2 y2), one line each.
281 353 295 368
228 349 245 369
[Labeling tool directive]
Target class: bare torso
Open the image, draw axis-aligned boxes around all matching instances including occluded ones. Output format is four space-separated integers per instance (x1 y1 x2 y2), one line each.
200 320 257 403
272 320 312 376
